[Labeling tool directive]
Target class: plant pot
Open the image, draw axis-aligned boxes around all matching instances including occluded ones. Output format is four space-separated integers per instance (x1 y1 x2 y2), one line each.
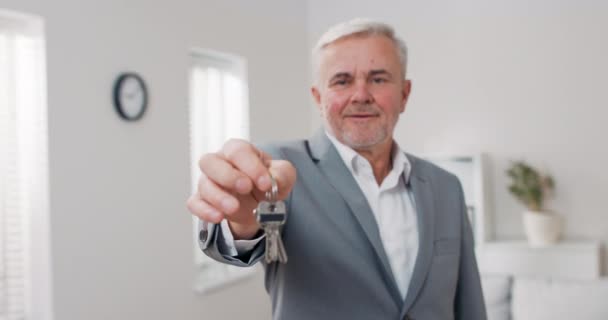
522 210 563 247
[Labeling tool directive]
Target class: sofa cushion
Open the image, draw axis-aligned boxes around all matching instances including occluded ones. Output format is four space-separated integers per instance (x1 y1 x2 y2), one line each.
512 277 608 320
481 274 512 320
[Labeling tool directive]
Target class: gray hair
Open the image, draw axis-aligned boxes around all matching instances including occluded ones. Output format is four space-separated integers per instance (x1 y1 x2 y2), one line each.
311 18 408 83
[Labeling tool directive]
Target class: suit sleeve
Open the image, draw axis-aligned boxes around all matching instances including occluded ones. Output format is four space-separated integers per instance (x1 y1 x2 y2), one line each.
454 180 488 320
198 219 266 267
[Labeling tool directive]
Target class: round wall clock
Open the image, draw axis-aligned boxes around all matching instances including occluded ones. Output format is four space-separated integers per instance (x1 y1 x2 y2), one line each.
113 72 148 121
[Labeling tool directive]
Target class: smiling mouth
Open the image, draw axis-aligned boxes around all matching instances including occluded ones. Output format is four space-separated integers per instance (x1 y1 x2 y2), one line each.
345 114 379 118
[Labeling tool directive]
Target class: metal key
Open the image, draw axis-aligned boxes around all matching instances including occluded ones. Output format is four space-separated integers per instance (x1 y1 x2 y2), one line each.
254 175 288 264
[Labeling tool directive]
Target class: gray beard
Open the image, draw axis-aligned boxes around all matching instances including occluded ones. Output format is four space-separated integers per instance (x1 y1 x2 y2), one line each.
339 125 388 150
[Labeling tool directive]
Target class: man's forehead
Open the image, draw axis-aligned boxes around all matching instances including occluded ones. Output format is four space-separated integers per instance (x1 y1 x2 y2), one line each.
323 35 389 56
322 40 399 71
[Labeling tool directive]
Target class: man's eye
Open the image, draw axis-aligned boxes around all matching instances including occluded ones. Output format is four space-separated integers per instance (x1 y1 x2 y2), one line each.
332 79 349 86
372 77 387 84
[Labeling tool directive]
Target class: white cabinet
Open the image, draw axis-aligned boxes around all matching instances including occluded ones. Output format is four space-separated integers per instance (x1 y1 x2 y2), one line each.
476 241 602 280
424 153 493 244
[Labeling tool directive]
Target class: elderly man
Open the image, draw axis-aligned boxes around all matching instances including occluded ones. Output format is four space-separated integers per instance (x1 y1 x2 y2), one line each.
187 18 487 320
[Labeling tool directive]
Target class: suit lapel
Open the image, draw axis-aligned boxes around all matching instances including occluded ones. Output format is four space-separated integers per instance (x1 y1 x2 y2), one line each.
308 129 403 308
401 155 436 317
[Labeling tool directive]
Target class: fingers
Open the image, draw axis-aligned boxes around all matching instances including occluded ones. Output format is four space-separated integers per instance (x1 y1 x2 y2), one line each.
221 139 273 192
198 175 240 215
199 153 253 195
186 194 223 224
269 160 297 200
187 177 259 225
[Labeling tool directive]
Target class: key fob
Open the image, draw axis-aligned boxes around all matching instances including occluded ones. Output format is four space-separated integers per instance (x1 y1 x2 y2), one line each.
255 201 286 224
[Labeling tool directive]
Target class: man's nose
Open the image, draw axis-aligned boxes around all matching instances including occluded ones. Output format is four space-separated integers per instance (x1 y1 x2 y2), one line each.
351 81 373 105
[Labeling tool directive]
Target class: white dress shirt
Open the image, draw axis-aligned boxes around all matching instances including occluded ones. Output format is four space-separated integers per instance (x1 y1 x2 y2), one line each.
219 132 419 300
325 132 419 300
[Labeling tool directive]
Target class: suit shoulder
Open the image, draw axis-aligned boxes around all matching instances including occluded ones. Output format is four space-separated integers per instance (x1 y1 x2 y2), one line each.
256 139 310 160
406 153 461 188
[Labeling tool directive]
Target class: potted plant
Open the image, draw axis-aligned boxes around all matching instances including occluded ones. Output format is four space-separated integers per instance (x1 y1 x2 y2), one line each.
506 161 561 247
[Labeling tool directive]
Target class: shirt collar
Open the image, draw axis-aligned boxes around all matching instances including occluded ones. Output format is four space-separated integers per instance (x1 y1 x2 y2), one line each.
324 130 411 186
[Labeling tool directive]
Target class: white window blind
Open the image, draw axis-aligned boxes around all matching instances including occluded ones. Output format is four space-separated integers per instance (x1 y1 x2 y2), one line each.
188 49 255 293
0 12 49 320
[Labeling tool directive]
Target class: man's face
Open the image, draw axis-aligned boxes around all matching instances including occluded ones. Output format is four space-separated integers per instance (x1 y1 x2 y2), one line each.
312 35 411 150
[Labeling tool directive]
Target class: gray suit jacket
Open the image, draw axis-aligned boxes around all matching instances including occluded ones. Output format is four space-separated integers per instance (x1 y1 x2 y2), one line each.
199 129 487 320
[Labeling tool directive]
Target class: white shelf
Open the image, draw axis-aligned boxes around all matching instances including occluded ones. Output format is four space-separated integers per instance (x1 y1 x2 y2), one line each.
476 240 602 280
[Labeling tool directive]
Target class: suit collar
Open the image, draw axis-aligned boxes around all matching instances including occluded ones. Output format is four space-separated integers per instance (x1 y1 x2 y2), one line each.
309 127 332 161
401 167 436 316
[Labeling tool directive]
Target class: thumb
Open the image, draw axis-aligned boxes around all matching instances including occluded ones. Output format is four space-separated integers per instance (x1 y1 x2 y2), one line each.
269 160 297 200
252 159 296 202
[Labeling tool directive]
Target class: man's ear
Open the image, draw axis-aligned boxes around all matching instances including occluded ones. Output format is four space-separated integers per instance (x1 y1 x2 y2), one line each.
400 79 412 113
311 86 322 107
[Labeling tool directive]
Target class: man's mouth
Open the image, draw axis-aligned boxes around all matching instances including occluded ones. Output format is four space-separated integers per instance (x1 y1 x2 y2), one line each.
345 114 379 118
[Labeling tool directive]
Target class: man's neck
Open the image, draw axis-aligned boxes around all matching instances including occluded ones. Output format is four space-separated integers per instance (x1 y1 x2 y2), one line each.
354 139 393 185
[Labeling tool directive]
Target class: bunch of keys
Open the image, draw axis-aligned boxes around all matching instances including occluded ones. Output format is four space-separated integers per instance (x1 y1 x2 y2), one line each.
254 174 288 264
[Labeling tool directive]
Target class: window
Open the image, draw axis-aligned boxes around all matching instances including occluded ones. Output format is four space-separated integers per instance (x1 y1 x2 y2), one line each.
188 49 254 293
0 9 51 320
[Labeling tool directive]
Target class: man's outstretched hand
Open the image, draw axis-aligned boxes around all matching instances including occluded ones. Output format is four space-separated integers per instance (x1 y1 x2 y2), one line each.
187 139 296 240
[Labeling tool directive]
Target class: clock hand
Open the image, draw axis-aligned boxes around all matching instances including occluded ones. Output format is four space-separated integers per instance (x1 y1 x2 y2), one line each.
124 90 140 99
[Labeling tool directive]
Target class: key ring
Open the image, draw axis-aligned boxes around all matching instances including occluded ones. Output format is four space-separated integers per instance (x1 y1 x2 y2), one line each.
265 174 278 202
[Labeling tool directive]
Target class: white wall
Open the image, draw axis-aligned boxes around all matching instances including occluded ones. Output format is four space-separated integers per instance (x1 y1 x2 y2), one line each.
0 0 310 319
307 0 608 273
3 1 607 318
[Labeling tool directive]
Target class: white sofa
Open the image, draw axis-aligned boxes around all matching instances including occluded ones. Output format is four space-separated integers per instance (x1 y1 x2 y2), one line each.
481 275 608 320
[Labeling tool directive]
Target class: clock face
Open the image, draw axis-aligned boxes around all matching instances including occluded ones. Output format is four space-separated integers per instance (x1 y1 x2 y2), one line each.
113 73 148 121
